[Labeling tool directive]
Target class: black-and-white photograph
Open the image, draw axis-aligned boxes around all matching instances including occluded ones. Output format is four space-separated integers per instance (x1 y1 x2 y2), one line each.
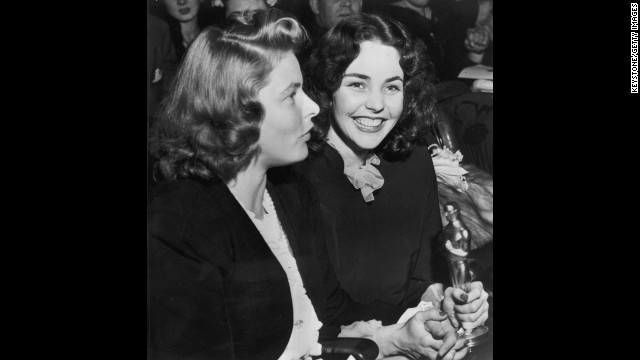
147 1 493 359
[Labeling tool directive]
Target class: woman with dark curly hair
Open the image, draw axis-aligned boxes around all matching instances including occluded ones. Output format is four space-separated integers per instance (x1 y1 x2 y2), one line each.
297 12 489 334
148 8 468 360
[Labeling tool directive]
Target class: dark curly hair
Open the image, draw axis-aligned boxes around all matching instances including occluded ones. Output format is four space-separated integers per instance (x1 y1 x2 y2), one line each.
151 8 310 183
302 12 437 159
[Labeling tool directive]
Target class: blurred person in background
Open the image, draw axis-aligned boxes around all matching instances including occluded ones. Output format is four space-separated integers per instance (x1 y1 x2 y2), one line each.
441 0 493 76
148 14 178 126
463 5 492 67
150 0 216 61
374 0 450 82
220 0 269 19
307 0 363 39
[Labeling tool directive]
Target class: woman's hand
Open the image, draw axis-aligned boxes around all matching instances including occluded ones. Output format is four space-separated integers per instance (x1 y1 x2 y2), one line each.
374 308 468 360
423 315 469 360
464 26 490 54
442 281 490 330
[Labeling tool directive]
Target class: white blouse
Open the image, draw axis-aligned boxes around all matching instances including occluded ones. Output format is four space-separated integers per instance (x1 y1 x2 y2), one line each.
233 189 323 360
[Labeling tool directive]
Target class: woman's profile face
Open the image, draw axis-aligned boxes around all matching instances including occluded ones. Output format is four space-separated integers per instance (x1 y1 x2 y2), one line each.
257 52 320 168
163 0 200 22
331 41 404 152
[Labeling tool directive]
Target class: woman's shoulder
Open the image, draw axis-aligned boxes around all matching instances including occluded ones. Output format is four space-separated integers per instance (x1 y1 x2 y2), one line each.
293 145 345 182
148 177 231 232
381 144 434 174
149 178 213 210
148 177 238 261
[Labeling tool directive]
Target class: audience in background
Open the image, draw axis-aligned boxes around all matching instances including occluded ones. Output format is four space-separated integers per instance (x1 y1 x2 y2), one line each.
306 0 363 39
463 7 492 67
221 0 269 20
440 0 493 76
151 0 216 61
148 14 178 126
374 0 450 82
148 14 179 203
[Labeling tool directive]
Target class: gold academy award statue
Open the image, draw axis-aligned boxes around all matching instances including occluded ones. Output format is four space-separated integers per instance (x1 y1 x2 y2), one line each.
441 202 491 349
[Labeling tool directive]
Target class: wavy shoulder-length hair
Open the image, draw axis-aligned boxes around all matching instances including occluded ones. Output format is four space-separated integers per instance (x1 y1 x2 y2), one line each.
303 12 436 159
151 8 309 183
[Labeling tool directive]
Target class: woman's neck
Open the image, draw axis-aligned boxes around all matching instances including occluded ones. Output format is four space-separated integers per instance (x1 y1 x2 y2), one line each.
327 127 370 167
180 19 200 45
226 162 268 220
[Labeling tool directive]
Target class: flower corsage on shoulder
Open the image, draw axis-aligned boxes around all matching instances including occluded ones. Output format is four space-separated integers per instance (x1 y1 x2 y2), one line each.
428 144 469 192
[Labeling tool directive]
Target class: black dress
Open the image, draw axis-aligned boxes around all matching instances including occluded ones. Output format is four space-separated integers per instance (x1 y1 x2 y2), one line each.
296 145 448 309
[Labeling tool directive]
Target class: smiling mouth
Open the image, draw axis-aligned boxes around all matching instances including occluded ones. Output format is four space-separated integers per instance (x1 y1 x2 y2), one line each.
353 117 385 130
178 8 191 15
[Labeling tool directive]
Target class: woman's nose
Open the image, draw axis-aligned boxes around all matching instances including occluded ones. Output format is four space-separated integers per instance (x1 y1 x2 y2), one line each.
364 91 384 113
177 0 187 6
304 91 320 119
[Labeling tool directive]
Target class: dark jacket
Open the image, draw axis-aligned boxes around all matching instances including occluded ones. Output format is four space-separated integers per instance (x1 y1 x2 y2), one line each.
147 168 403 360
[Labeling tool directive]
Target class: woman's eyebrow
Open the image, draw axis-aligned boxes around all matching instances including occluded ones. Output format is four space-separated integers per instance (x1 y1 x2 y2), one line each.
280 82 301 94
343 73 369 80
343 73 404 83
386 76 404 83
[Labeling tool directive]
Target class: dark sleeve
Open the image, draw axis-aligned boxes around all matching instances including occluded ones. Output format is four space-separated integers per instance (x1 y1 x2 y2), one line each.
405 152 447 307
148 209 235 360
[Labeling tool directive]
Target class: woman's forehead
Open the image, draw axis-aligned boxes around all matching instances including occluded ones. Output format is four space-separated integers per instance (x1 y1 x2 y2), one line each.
265 52 302 89
346 41 402 76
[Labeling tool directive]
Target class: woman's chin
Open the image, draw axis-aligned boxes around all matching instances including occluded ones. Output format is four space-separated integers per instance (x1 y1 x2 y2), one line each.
288 148 309 165
352 136 385 151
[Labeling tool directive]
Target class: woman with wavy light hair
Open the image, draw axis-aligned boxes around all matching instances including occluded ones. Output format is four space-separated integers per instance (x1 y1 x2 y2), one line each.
148 8 465 360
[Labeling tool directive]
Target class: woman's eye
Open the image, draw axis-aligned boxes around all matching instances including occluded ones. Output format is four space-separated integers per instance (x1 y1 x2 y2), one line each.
347 82 365 89
385 84 401 92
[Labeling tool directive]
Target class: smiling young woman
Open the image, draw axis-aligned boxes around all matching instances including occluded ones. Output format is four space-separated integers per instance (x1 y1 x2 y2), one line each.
297 12 489 338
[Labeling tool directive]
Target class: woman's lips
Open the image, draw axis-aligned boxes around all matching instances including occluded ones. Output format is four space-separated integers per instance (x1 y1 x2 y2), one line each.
178 8 191 15
301 128 312 141
353 117 385 131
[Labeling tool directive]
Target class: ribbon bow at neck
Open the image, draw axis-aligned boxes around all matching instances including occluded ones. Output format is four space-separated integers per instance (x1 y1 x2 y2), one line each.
343 154 384 202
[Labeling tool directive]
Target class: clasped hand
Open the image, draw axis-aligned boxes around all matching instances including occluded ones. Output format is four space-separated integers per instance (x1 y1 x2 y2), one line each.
442 281 490 331
375 281 488 359
381 308 467 360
